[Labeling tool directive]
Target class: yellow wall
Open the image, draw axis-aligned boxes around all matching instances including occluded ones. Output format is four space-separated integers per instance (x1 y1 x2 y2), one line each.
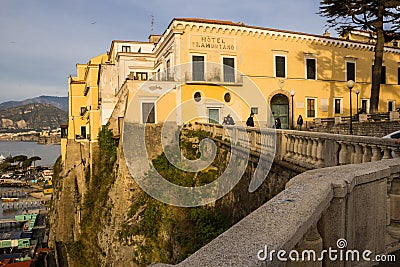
124 80 177 124
173 20 400 127
62 54 107 163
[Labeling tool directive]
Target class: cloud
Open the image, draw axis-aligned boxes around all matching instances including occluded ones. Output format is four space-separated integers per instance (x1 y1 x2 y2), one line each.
0 0 325 102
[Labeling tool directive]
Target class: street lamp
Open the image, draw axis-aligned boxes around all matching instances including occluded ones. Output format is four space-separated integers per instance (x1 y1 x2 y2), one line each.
290 90 295 129
347 80 355 135
355 89 360 115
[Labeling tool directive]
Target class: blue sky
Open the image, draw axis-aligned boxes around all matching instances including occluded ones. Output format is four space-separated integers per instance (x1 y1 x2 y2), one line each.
0 0 327 103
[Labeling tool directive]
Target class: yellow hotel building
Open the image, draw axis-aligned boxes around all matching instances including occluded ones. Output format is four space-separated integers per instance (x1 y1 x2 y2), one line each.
62 18 400 164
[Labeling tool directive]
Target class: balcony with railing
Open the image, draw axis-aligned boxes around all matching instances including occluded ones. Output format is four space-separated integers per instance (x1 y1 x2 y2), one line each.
184 71 243 85
149 72 176 82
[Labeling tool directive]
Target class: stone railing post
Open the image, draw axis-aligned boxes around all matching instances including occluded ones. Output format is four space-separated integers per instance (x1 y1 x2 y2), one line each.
297 137 303 161
306 137 313 163
362 144 373 163
347 142 355 164
382 146 392 160
338 141 348 165
222 127 226 141
285 134 293 159
316 139 324 167
371 145 382 162
353 143 364 164
251 130 256 150
311 138 318 165
293 136 299 160
301 137 308 162
287 224 323 267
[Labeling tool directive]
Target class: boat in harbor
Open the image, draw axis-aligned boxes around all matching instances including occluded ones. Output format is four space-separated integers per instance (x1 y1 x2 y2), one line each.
1 197 19 202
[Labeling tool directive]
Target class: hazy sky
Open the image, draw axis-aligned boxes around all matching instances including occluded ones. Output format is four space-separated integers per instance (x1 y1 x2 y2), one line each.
0 0 328 103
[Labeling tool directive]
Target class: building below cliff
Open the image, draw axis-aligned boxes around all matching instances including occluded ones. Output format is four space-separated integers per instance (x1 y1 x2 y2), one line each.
0 130 61 144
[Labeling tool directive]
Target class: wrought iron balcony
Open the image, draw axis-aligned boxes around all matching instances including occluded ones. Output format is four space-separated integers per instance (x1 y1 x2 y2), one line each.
184 71 243 85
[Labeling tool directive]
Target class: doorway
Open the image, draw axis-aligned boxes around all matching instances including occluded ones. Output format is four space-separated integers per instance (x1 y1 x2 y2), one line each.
270 94 289 129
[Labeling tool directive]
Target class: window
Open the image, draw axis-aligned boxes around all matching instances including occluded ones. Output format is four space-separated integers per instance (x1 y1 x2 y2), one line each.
334 98 343 114
194 92 202 102
275 55 286 78
381 66 386 84
306 58 316 79
251 107 259 114
372 65 386 84
361 99 369 113
135 72 148 81
224 92 231 103
208 108 220 124
80 106 87 116
192 55 205 81
80 126 87 139
346 61 356 81
142 102 155 124
122 46 131 52
61 127 68 139
223 57 235 82
398 66 400 85
306 98 317 118
388 101 395 112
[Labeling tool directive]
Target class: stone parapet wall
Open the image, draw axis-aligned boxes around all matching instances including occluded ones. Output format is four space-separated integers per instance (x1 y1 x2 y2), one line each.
311 120 400 137
153 159 400 267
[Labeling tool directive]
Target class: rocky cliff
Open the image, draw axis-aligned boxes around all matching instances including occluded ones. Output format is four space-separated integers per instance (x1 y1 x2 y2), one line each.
0 103 67 130
49 125 299 267
0 95 68 112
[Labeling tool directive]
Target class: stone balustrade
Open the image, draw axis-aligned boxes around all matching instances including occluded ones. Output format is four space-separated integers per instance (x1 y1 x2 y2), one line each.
149 123 400 266
194 123 400 170
153 159 400 267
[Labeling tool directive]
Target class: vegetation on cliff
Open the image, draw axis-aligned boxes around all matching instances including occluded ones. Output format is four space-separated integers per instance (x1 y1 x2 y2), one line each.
65 127 230 266
66 125 118 266
118 129 229 266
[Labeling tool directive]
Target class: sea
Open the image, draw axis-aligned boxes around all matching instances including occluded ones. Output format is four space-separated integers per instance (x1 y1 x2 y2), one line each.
0 141 60 167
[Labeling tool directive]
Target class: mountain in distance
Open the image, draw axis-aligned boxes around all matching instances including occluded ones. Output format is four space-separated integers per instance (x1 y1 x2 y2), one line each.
0 96 68 112
0 103 68 131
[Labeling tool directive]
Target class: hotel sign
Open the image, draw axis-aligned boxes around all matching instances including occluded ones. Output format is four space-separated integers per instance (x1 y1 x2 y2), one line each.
190 35 236 51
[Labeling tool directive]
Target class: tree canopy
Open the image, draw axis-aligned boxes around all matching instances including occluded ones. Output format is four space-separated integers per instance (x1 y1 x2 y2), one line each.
319 0 400 113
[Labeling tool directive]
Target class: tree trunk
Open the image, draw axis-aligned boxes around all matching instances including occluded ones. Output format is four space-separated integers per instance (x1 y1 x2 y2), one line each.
369 1 385 113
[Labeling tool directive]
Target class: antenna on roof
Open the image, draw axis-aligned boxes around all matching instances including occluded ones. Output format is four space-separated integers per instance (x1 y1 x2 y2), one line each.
151 15 154 33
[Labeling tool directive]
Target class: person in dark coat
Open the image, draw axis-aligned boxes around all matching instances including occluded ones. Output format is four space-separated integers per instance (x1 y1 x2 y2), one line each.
297 115 303 130
223 114 235 125
246 113 255 127
275 118 281 129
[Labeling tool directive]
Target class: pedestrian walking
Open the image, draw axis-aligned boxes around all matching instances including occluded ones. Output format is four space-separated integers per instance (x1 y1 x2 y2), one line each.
275 118 281 129
246 113 255 127
297 115 303 131
223 114 235 125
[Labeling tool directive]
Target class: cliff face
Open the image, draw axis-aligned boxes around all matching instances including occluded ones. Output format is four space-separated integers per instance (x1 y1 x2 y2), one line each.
0 96 68 112
49 125 299 267
0 103 67 130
